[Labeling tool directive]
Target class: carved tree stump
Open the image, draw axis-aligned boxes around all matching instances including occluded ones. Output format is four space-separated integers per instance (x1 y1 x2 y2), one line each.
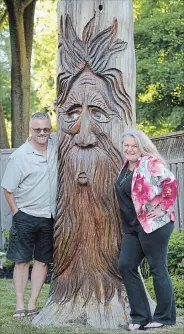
33 0 155 329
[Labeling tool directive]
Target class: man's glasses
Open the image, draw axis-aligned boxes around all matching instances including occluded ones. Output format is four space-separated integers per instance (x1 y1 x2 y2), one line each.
32 128 51 134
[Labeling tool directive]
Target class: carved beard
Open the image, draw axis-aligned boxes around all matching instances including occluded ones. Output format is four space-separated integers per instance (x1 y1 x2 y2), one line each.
50 133 124 306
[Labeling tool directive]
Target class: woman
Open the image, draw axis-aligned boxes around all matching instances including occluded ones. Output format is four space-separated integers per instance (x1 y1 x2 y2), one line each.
115 129 177 331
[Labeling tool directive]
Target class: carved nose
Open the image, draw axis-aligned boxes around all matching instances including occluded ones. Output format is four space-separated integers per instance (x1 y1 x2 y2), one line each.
75 133 97 147
74 111 97 147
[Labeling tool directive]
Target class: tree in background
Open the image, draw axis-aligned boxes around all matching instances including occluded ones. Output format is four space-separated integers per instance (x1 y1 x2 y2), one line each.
32 0 57 129
0 0 10 147
135 0 184 135
0 0 57 147
2 0 37 148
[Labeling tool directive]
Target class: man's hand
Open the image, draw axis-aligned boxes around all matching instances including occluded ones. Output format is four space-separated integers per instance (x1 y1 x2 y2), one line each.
3 189 18 216
13 209 19 216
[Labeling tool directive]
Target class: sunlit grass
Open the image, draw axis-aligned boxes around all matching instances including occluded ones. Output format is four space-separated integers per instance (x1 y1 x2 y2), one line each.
0 279 183 334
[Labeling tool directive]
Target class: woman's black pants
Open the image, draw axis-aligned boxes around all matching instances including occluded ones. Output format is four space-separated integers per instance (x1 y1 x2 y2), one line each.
118 222 176 325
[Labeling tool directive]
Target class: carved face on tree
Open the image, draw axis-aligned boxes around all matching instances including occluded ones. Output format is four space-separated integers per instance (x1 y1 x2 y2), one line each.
51 14 133 309
58 68 123 185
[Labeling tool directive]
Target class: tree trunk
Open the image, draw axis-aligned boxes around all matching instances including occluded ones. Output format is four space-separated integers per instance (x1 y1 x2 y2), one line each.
57 0 136 127
33 0 145 330
4 0 36 148
0 104 9 148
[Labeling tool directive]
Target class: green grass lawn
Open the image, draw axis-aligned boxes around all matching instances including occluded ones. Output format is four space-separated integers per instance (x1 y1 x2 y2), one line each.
0 279 183 334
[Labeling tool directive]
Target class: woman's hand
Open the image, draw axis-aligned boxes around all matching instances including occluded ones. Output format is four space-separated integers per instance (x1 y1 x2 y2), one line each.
147 206 164 219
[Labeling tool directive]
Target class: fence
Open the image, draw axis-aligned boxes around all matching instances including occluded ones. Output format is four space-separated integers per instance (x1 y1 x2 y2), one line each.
0 130 184 248
0 149 15 248
152 131 184 232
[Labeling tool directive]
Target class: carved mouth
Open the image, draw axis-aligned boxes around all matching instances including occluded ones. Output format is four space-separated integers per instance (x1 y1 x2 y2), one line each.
77 172 88 185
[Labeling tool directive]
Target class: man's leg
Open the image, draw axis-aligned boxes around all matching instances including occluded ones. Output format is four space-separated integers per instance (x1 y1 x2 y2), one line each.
7 211 37 312
28 260 48 310
28 216 54 311
13 262 29 310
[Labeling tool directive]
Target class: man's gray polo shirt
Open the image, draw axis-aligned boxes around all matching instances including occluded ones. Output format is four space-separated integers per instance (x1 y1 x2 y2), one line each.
1 133 57 218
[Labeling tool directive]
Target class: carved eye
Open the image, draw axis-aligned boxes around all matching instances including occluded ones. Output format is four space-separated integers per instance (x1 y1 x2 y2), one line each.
67 112 79 121
63 110 80 122
91 109 108 122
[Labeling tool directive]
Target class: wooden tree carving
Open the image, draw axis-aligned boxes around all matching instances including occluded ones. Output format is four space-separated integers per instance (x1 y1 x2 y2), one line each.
34 1 138 329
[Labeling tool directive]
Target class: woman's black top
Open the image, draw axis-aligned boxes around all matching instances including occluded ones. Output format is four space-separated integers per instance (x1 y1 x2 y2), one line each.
115 165 142 234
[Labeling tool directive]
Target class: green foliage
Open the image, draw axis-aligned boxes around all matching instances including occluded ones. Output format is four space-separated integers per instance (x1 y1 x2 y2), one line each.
140 257 150 279
1 229 13 268
141 229 184 279
2 228 9 245
167 229 184 276
172 276 184 308
145 275 184 308
135 0 184 133
31 0 57 115
0 255 13 269
0 26 11 120
137 120 174 136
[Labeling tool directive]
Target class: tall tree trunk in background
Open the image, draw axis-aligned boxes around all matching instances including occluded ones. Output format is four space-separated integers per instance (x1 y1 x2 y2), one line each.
4 0 36 148
0 104 9 148
0 7 9 147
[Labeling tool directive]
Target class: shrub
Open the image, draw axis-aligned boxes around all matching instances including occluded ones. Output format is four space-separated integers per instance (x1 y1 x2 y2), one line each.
145 275 184 308
141 229 184 279
2 228 9 250
167 229 184 277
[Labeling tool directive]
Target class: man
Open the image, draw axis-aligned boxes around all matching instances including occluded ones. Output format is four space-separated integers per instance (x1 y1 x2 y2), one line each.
1 112 57 317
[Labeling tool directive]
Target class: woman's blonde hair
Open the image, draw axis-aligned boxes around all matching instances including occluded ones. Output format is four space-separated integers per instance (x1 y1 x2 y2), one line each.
122 129 165 164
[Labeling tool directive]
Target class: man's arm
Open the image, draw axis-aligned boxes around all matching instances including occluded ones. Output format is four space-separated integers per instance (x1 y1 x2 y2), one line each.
1 155 23 216
3 189 18 216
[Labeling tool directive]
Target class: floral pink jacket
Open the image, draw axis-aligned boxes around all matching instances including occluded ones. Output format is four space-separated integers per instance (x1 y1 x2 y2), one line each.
122 156 178 233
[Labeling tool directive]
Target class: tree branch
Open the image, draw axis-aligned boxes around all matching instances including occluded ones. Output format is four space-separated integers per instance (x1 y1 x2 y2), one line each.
22 0 35 10
0 9 8 31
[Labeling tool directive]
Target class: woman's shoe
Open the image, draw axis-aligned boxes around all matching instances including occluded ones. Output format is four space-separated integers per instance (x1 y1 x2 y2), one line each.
144 322 164 330
128 324 145 331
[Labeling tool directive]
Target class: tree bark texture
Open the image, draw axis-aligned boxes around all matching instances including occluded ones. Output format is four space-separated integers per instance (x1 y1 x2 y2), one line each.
0 104 9 148
33 0 154 329
4 0 36 148
57 0 136 127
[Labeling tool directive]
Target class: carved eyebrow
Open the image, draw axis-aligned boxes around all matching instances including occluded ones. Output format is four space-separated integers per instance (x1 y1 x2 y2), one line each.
66 104 81 113
88 105 106 113
88 99 116 116
88 94 113 113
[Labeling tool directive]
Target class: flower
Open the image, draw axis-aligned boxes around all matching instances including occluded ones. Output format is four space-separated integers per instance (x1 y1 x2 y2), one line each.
162 179 177 198
147 158 162 176
138 211 152 233
133 174 153 203
160 198 174 210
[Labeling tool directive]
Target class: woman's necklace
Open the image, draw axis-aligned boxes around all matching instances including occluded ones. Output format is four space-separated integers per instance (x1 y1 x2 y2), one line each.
120 167 133 186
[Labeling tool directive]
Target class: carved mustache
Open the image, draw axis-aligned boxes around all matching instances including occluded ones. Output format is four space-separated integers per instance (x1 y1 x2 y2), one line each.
60 137 121 185
37 135 48 137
